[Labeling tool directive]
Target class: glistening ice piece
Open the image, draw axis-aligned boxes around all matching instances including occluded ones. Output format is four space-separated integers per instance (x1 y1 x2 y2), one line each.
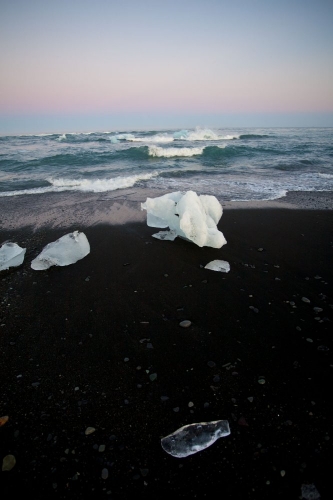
31 231 90 270
141 190 226 249
204 260 230 273
161 420 230 458
0 243 26 271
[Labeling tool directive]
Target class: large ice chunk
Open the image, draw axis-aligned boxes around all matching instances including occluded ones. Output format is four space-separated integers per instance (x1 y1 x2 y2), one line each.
0 243 26 271
141 191 226 248
161 419 230 458
31 230 90 270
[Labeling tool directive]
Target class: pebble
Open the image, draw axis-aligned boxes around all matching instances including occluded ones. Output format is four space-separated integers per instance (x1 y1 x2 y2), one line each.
302 297 311 303
179 320 191 328
247 397 254 403
306 338 313 343
258 378 266 384
2 455 16 471
207 361 216 368
98 445 105 452
173 407 180 412
101 468 109 480
85 427 96 435
188 401 194 407
280 470 286 477
249 306 259 313
149 373 157 381
313 307 323 313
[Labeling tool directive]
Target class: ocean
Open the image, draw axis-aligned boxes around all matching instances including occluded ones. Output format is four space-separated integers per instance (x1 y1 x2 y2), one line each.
0 127 332 202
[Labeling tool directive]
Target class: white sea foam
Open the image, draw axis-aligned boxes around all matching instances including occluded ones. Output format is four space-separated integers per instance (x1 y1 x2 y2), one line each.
128 135 174 143
319 173 333 179
148 146 204 157
57 134 67 141
174 127 239 141
0 172 158 197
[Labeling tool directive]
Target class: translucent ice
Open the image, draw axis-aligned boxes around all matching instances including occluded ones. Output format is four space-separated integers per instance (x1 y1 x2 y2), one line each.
0 243 26 271
31 230 90 270
141 191 226 248
152 230 178 241
204 259 230 273
161 419 230 458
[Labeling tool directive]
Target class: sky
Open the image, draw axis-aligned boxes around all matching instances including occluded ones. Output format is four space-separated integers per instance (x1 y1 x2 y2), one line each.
1 0 333 133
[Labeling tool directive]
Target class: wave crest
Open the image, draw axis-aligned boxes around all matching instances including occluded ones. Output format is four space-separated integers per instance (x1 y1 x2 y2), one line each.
148 146 204 157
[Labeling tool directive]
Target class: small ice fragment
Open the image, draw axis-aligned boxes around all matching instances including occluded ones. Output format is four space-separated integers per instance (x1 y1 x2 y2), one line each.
152 230 178 241
0 243 26 271
31 231 90 270
204 260 230 273
161 419 230 458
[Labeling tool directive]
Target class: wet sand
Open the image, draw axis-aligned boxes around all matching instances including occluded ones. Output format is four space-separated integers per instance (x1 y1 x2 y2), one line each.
0 191 332 499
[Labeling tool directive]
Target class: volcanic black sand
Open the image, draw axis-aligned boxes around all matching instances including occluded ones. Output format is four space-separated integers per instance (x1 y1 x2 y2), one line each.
0 191 332 499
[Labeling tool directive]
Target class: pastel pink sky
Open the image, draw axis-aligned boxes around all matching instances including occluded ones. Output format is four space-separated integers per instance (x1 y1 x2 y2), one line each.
1 0 333 131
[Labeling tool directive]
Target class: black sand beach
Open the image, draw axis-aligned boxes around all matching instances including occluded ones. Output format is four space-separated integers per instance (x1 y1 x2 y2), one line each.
1 191 332 499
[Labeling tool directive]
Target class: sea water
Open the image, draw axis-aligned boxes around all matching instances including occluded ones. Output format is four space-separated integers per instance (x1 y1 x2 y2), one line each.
0 127 332 202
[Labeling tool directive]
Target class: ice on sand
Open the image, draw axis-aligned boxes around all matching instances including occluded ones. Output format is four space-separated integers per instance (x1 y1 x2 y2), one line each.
205 260 230 273
0 243 26 271
161 420 230 458
31 231 90 270
141 191 226 248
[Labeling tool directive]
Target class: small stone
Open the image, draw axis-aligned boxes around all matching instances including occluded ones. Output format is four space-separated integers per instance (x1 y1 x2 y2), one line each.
0 416 9 427
124 357 129 362
302 297 311 303
101 468 109 480
85 427 96 435
313 307 323 313
146 343 153 349
160 396 169 401
149 373 157 381
258 378 266 385
238 416 249 426
257 248 264 252
140 468 149 477
98 445 105 452
280 470 286 477
188 401 194 407
249 306 259 313
317 345 329 351
207 361 216 368
306 338 313 343
2 455 16 471
301 483 321 499
173 407 180 412
247 397 254 403
179 320 191 328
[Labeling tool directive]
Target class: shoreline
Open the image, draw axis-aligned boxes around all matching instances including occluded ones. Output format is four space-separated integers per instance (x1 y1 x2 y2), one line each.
1 190 333 234
1 192 332 499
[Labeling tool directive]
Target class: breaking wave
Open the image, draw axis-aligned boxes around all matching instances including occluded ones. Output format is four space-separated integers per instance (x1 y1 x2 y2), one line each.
0 172 158 196
148 146 204 157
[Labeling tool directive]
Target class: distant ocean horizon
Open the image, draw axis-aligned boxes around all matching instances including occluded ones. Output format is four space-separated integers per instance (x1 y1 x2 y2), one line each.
1 127 332 202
